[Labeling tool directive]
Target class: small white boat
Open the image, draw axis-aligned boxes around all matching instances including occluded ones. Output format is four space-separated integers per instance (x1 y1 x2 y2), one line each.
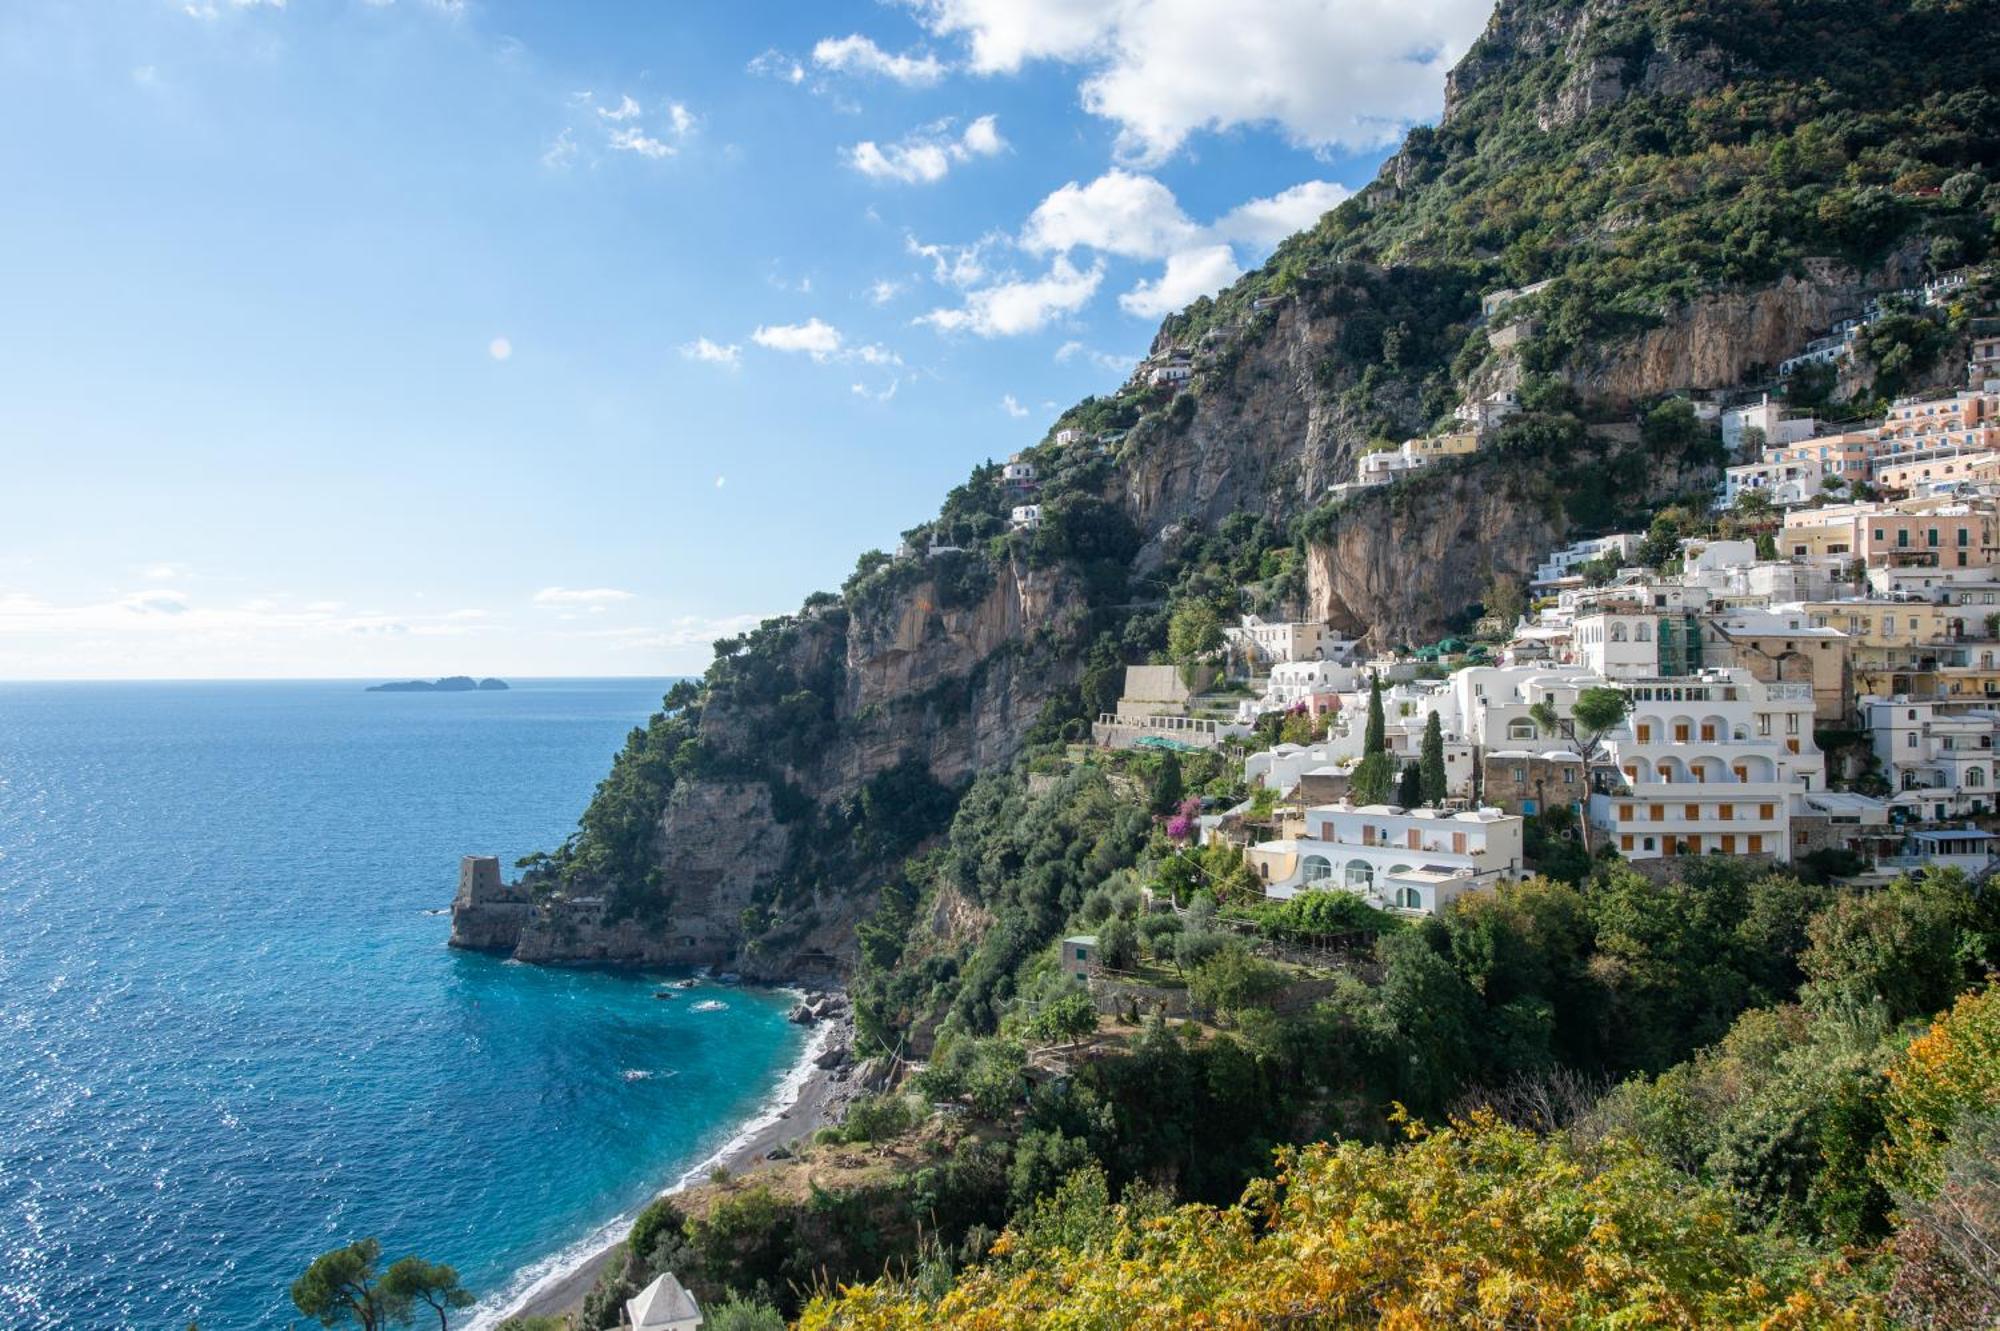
691 999 728 1013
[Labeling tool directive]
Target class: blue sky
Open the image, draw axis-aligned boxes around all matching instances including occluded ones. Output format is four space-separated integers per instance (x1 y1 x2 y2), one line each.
0 0 1492 679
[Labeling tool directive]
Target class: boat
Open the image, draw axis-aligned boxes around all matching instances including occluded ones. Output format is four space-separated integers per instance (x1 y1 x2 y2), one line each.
691 999 728 1013
670 977 698 989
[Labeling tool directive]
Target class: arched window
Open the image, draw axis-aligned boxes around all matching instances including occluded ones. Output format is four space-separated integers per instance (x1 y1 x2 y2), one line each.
1344 860 1375 891
1636 622 1652 642
1507 718 1538 740
1970 767 1987 788
1301 854 1333 883
1397 887 1423 910
1610 623 1628 643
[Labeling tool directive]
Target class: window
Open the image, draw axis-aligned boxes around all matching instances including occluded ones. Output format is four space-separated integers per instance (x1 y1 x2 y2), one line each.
1507 718 1537 740
1302 855 1333 883
1759 804 1775 820
1619 804 1634 821
1636 722 1653 742
1344 860 1375 890
1721 834 1736 853
1649 804 1664 821
1719 804 1733 821
1685 803 1701 820
1674 723 1690 742
1700 723 1716 741
1620 834 1634 851
1643 836 1656 851
1747 834 1763 854
1611 623 1628 643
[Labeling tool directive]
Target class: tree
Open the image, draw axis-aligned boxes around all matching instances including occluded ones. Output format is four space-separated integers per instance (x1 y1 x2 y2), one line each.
292 1239 388 1331
1363 673 1386 755
1030 989 1099 1049
1396 760 1422 808
706 1297 789 1331
380 1258 474 1331
1348 672 1395 804
1481 575 1525 629
1097 916 1139 971
1419 712 1447 806
1167 601 1224 683
1529 685 1630 767
1146 751 1184 815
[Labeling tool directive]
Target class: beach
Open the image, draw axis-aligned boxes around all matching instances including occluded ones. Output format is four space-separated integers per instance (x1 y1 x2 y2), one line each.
489 1001 859 1327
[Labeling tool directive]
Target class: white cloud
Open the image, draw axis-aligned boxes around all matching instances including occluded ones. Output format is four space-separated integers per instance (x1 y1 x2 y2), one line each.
541 128 578 170
916 255 1104 337
868 279 905 305
906 231 1003 288
1119 243 1242 316
749 319 901 368
852 379 902 403
1023 169 1199 259
608 126 675 159
1000 393 1029 417
847 115 1006 185
140 563 189 581
568 93 698 163
812 34 947 86
715 475 727 488
487 336 512 361
596 94 643 122
532 587 636 606
1212 178 1351 248
679 337 742 369
1056 340 1139 373
909 0 1490 163
751 318 845 361
748 49 807 84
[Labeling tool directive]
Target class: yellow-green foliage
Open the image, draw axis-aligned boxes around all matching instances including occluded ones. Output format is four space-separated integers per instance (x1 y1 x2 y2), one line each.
799 1114 1874 1330
1877 980 2000 1197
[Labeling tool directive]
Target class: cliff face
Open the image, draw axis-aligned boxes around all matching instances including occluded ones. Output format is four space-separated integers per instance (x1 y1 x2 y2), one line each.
452 558 1089 977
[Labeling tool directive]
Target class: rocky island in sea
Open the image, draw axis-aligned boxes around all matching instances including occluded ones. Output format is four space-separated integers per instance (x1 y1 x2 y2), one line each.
366 676 509 693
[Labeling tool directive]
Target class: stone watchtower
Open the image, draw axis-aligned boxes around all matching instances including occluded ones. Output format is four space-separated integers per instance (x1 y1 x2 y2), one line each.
449 854 533 952
457 854 506 905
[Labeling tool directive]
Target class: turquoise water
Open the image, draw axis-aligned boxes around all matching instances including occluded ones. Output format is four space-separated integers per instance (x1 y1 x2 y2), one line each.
0 679 806 1330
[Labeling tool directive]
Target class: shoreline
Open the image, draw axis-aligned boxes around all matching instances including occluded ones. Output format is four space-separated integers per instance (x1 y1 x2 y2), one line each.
473 993 857 1329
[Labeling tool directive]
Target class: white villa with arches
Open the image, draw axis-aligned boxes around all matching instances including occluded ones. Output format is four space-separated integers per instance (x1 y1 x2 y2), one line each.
1587 667 1824 861
1246 804 1525 914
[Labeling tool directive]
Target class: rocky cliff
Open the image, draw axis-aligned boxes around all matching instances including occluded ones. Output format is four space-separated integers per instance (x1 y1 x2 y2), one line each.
456 0 1996 973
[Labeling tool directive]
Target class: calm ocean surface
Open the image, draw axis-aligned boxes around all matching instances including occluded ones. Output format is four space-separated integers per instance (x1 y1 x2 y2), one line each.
0 679 805 1330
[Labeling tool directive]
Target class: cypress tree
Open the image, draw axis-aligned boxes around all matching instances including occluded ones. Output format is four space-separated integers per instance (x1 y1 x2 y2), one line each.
1396 760 1422 809
1420 711 1448 806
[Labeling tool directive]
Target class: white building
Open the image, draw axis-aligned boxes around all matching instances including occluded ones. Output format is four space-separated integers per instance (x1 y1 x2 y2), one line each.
1589 669 1824 862
1002 456 1037 488
1009 504 1042 531
1261 658 1364 709
1225 616 1358 669
1148 360 1193 387
1053 427 1082 446
1723 453 1826 507
1862 697 2000 821
1248 804 1525 913
627 1272 703 1331
1723 395 1823 453
1532 533 1642 586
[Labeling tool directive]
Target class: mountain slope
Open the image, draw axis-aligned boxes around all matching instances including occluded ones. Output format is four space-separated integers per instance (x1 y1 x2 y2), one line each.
453 0 1999 973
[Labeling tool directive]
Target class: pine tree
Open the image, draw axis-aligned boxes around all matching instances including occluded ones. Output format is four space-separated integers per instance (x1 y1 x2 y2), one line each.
1364 673 1386 755
1420 712 1448 807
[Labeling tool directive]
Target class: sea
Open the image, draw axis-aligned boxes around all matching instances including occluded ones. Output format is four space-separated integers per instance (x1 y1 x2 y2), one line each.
0 678 808 1331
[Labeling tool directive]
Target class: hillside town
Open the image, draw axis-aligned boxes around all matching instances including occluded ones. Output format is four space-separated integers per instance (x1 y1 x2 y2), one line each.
1089 278 2000 917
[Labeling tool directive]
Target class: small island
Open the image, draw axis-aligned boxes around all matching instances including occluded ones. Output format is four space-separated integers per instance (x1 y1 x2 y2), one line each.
365 676 509 693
